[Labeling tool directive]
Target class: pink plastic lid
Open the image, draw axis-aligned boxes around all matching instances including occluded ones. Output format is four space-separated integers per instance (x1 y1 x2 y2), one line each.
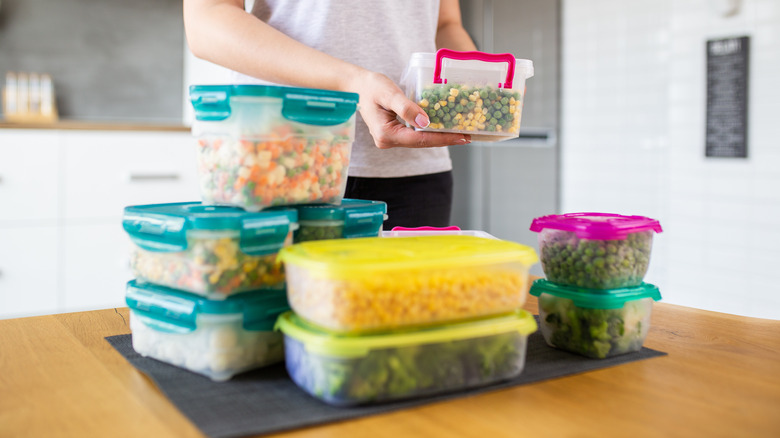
391 226 461 232
529 213 662 240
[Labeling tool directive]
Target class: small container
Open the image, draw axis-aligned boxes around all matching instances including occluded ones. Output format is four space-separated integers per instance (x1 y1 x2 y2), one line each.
292 198 388 243
530 213 663 289
126 280 290 381
529 279 661 359
277 235 538 332
190 84 359 211
123 202 297 299
382 225 498 239
275 309 537 406
401 49 534 142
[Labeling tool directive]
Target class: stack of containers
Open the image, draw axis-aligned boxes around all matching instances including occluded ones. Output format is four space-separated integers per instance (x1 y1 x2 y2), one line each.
529 213 664 359
121 84 379 381
275 233 539 406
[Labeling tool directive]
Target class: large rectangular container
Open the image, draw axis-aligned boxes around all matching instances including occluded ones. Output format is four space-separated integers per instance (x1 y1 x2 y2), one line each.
401 49 534 142
277 235 538 332
123 202 297 299
189 84 359 211
530 213 663 289
529 279 661 359
275 309 537 406
126 280 290 381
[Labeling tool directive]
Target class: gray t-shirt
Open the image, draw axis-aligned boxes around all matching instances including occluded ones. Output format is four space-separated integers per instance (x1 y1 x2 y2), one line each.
231 0 452 178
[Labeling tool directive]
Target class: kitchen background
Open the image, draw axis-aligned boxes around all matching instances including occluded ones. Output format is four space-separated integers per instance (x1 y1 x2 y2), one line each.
1 0 778 320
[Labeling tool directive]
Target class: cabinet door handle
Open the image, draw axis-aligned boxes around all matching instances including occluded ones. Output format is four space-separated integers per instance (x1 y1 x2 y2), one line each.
127 173 181 182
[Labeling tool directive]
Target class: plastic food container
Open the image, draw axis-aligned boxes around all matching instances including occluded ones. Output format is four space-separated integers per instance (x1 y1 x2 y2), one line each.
401 49 534 142
277 235 538 332
530 213 663 289
126 280 290 381
123 202 297 299
382 225 497 239
276 309 537 406
291 198 388 243
189 84 359 211
529 279 661 359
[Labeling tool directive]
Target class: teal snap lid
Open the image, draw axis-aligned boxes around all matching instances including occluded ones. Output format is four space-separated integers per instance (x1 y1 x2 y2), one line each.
125 280 290 334
189 84 359 125
294 198 387 238
122 202 297 255
529 279 661 309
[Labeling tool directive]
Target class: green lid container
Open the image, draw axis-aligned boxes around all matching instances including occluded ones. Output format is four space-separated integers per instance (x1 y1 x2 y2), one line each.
291 198 388 242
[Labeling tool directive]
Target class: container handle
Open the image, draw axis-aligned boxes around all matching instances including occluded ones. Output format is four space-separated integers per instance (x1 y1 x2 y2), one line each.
433 49 516 89
390 226 461 231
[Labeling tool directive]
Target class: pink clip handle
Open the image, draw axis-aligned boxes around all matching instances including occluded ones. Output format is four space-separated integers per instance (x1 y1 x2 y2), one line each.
391 226 462 231
432 48 516 89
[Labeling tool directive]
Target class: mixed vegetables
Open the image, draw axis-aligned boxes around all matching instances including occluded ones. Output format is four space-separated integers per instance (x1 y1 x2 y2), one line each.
418 84 523 135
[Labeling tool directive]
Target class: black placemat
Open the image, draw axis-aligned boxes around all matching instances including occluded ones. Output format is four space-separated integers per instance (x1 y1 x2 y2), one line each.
106 320 666 438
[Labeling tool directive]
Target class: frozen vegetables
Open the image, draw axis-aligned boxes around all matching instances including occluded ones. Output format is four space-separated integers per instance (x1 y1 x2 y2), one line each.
418 84 522 134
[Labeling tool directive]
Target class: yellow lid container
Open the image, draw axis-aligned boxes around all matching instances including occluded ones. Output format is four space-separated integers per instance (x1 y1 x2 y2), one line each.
278 235 538 332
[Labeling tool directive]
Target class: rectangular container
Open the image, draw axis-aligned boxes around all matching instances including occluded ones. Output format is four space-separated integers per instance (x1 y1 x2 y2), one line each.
275 309 537 406
189 84 359 211
382 225 497 239
401 49 534 142
529 279 661 359
530 213 663 289
126 280 290 381
291 198 387 243
277 235 538 332
123 202 297 299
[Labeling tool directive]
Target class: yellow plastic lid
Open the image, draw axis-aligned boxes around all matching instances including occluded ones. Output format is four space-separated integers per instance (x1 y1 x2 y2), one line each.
277 235 538 276
275 309 538 359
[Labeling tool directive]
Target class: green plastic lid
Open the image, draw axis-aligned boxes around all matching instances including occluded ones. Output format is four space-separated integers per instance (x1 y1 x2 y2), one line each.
529 279 661 309
126 280 290 334
294 198 388 237
190 84 359 126
275 309 537 359
122 202 297 255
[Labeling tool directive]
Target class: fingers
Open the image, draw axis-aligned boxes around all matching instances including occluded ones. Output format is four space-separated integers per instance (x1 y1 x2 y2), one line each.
373 123 471 149
388 92 430 129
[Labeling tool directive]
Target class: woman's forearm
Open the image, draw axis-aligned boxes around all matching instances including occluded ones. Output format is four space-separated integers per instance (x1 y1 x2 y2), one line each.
183 0 365 92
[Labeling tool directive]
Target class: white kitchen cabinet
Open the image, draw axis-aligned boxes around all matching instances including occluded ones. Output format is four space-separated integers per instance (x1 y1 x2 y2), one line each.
0 226 60 319
0 127 198 319
0 130 61 223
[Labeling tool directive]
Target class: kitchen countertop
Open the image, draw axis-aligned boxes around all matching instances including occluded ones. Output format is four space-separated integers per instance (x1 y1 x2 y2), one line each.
1 293 778 437
0 120 190 132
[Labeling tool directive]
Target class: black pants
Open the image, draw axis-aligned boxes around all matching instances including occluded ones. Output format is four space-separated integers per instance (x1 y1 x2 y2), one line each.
345 171 453 230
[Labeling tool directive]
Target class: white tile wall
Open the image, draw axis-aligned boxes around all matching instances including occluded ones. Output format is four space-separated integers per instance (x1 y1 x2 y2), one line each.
562 0 780 319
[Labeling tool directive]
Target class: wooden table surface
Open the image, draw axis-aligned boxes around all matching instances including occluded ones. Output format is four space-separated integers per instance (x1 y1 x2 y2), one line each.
1 296 779 438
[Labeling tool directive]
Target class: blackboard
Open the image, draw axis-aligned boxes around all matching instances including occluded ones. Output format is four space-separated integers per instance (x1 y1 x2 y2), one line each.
0 0 183 123
705 36 749 158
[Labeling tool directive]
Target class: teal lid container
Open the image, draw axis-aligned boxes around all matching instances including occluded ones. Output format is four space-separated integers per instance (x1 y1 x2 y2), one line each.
529 278 661 309
126 279 290 333
122 202 298 298
291 198 388 242
122 202 297 255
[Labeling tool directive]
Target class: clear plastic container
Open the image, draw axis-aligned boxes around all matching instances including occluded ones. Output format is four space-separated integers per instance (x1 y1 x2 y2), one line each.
530 213 663 289
291 198 387 243
126 280 290 381
189 84 359 211
277 235 538 332
401 49 534 142
529 279 661 359
275 309 537 406
382 225 498 239
123 202 297 299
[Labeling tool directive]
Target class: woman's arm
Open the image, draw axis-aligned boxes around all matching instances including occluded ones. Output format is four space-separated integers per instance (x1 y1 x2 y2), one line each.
436 0 478 51
183 0 471 148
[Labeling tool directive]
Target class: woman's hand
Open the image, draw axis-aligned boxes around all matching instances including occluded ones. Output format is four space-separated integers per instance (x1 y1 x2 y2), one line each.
347 71 471 149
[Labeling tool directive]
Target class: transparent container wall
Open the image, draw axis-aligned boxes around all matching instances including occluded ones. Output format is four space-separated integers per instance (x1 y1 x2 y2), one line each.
284 260 530 332
283 330 529 406
129 311 284 381
537 229 654 289
129 230 290 299
537 294 654 359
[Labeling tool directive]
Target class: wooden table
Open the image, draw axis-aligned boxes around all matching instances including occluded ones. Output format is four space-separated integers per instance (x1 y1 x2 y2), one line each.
1 296 779 438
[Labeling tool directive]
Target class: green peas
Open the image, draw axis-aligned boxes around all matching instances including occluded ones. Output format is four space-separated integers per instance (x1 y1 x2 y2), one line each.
294 224 345 243
539 231 654 289
417 84 521 134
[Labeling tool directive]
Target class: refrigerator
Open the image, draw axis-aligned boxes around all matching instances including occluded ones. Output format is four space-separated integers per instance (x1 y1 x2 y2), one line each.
451 0 560 275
